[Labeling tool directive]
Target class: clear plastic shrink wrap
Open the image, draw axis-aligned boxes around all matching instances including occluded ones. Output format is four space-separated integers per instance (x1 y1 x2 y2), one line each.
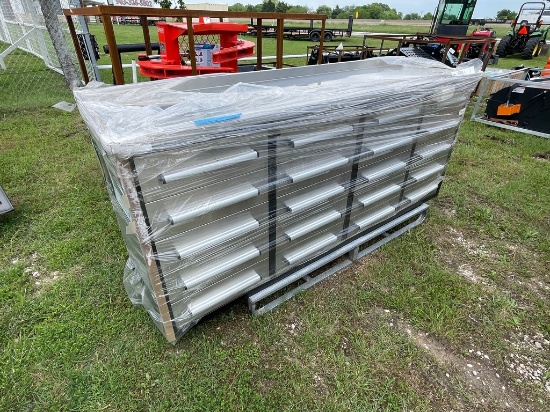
75 57 483 343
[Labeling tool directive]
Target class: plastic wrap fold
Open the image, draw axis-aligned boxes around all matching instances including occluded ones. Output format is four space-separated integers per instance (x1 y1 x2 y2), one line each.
75 57 483 344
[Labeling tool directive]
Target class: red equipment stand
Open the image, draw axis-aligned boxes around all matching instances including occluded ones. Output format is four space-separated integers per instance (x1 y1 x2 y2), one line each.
139 18 255 79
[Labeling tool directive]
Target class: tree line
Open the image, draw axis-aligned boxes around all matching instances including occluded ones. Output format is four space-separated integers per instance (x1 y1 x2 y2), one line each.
228 1 413 19
155 1 522 21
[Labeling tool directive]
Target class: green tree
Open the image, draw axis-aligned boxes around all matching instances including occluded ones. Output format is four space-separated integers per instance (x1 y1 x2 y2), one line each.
382 8 401 19
155 0 172 8
496 9 516 20
331 5 342 18
338 6 356 18
154 0 185 9
262 0 276 12
357 3 400 20
287 5 309 13
316 5 332 16
276 1 290 13
422 12 433 20
363 3 385 19
403 13 421 20
229 2 246 12
371 3 393 18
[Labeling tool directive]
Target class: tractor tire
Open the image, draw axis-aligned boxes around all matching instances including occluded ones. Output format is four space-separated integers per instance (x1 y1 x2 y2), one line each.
521 37 541 59
309 31 321 42
324 32 333 42
496 35 512 57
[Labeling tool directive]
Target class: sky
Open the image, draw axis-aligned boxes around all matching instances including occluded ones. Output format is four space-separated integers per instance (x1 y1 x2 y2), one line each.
222 1 530 18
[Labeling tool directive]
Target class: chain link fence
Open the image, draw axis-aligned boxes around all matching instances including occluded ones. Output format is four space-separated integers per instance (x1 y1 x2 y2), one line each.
0 0 94 112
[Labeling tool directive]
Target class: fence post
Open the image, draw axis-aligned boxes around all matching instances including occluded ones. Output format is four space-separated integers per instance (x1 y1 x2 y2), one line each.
36 0 82 90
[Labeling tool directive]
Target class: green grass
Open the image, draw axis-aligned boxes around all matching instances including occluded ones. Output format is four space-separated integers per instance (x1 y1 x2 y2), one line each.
1 23 549 411
0 45 73 112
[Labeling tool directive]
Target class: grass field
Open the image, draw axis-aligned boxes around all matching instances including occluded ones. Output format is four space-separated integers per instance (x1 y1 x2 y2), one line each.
1 22 549 411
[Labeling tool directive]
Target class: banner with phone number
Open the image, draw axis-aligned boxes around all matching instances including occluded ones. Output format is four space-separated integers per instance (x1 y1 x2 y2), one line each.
114 0 154 7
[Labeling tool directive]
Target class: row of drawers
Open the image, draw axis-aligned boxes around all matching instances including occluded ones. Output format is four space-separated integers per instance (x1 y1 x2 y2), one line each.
104 118 459 331
160 171 444 329
139 135 455 242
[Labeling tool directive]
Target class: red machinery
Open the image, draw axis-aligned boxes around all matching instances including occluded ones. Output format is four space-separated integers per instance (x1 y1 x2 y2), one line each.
138 18 255 79
456 25 496 61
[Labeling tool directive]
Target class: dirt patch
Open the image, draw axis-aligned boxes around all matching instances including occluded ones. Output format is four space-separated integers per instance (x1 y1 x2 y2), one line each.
533 152 550 161
436 227 548 295
457 263 485 284
435 227 549 324
433 196 458 218
22 252 63 291
383 312 526 410
505 332 550 396
483 135 515 145
0 142 15 151
435 227 494 286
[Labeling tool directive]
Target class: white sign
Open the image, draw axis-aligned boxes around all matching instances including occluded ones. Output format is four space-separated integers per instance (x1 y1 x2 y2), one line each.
196 44 220 67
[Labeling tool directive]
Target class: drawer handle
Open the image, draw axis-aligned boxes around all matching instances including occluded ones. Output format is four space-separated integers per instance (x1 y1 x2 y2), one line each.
284 210 342 241
179 245 261 289
355 206 395 229
167 184 259 226
362 161 406 182
187 270 261 317
283 233 338 265
173 214 260 259
286 156 349 183
284 183 345 213
291 125 353 147
366 138 413 156
410 164 445 182
406 183 440 204
159 150 258 184
358 184 402 208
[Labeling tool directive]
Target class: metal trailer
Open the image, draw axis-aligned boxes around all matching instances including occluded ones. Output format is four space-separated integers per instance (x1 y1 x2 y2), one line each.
248 16 353 42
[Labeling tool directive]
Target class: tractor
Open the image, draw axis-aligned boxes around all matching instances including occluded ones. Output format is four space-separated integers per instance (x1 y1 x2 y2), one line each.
430 0 477 36
410 0 496 67
496 2 549 59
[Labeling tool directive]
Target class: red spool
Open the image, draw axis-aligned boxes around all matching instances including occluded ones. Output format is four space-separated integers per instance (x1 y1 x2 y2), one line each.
139 18 255 79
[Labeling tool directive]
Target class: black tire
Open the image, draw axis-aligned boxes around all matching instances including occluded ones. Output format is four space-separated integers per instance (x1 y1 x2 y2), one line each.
521 36 541 59
307 49 318 65
324 32 333 42
309 31 321 42
496 35 512 57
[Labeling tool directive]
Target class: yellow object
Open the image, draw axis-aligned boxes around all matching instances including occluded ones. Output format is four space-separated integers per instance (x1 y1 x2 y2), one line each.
497 104 521 116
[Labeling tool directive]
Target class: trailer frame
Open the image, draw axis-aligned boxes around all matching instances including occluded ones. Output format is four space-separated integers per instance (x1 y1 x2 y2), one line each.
248 16 353 42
